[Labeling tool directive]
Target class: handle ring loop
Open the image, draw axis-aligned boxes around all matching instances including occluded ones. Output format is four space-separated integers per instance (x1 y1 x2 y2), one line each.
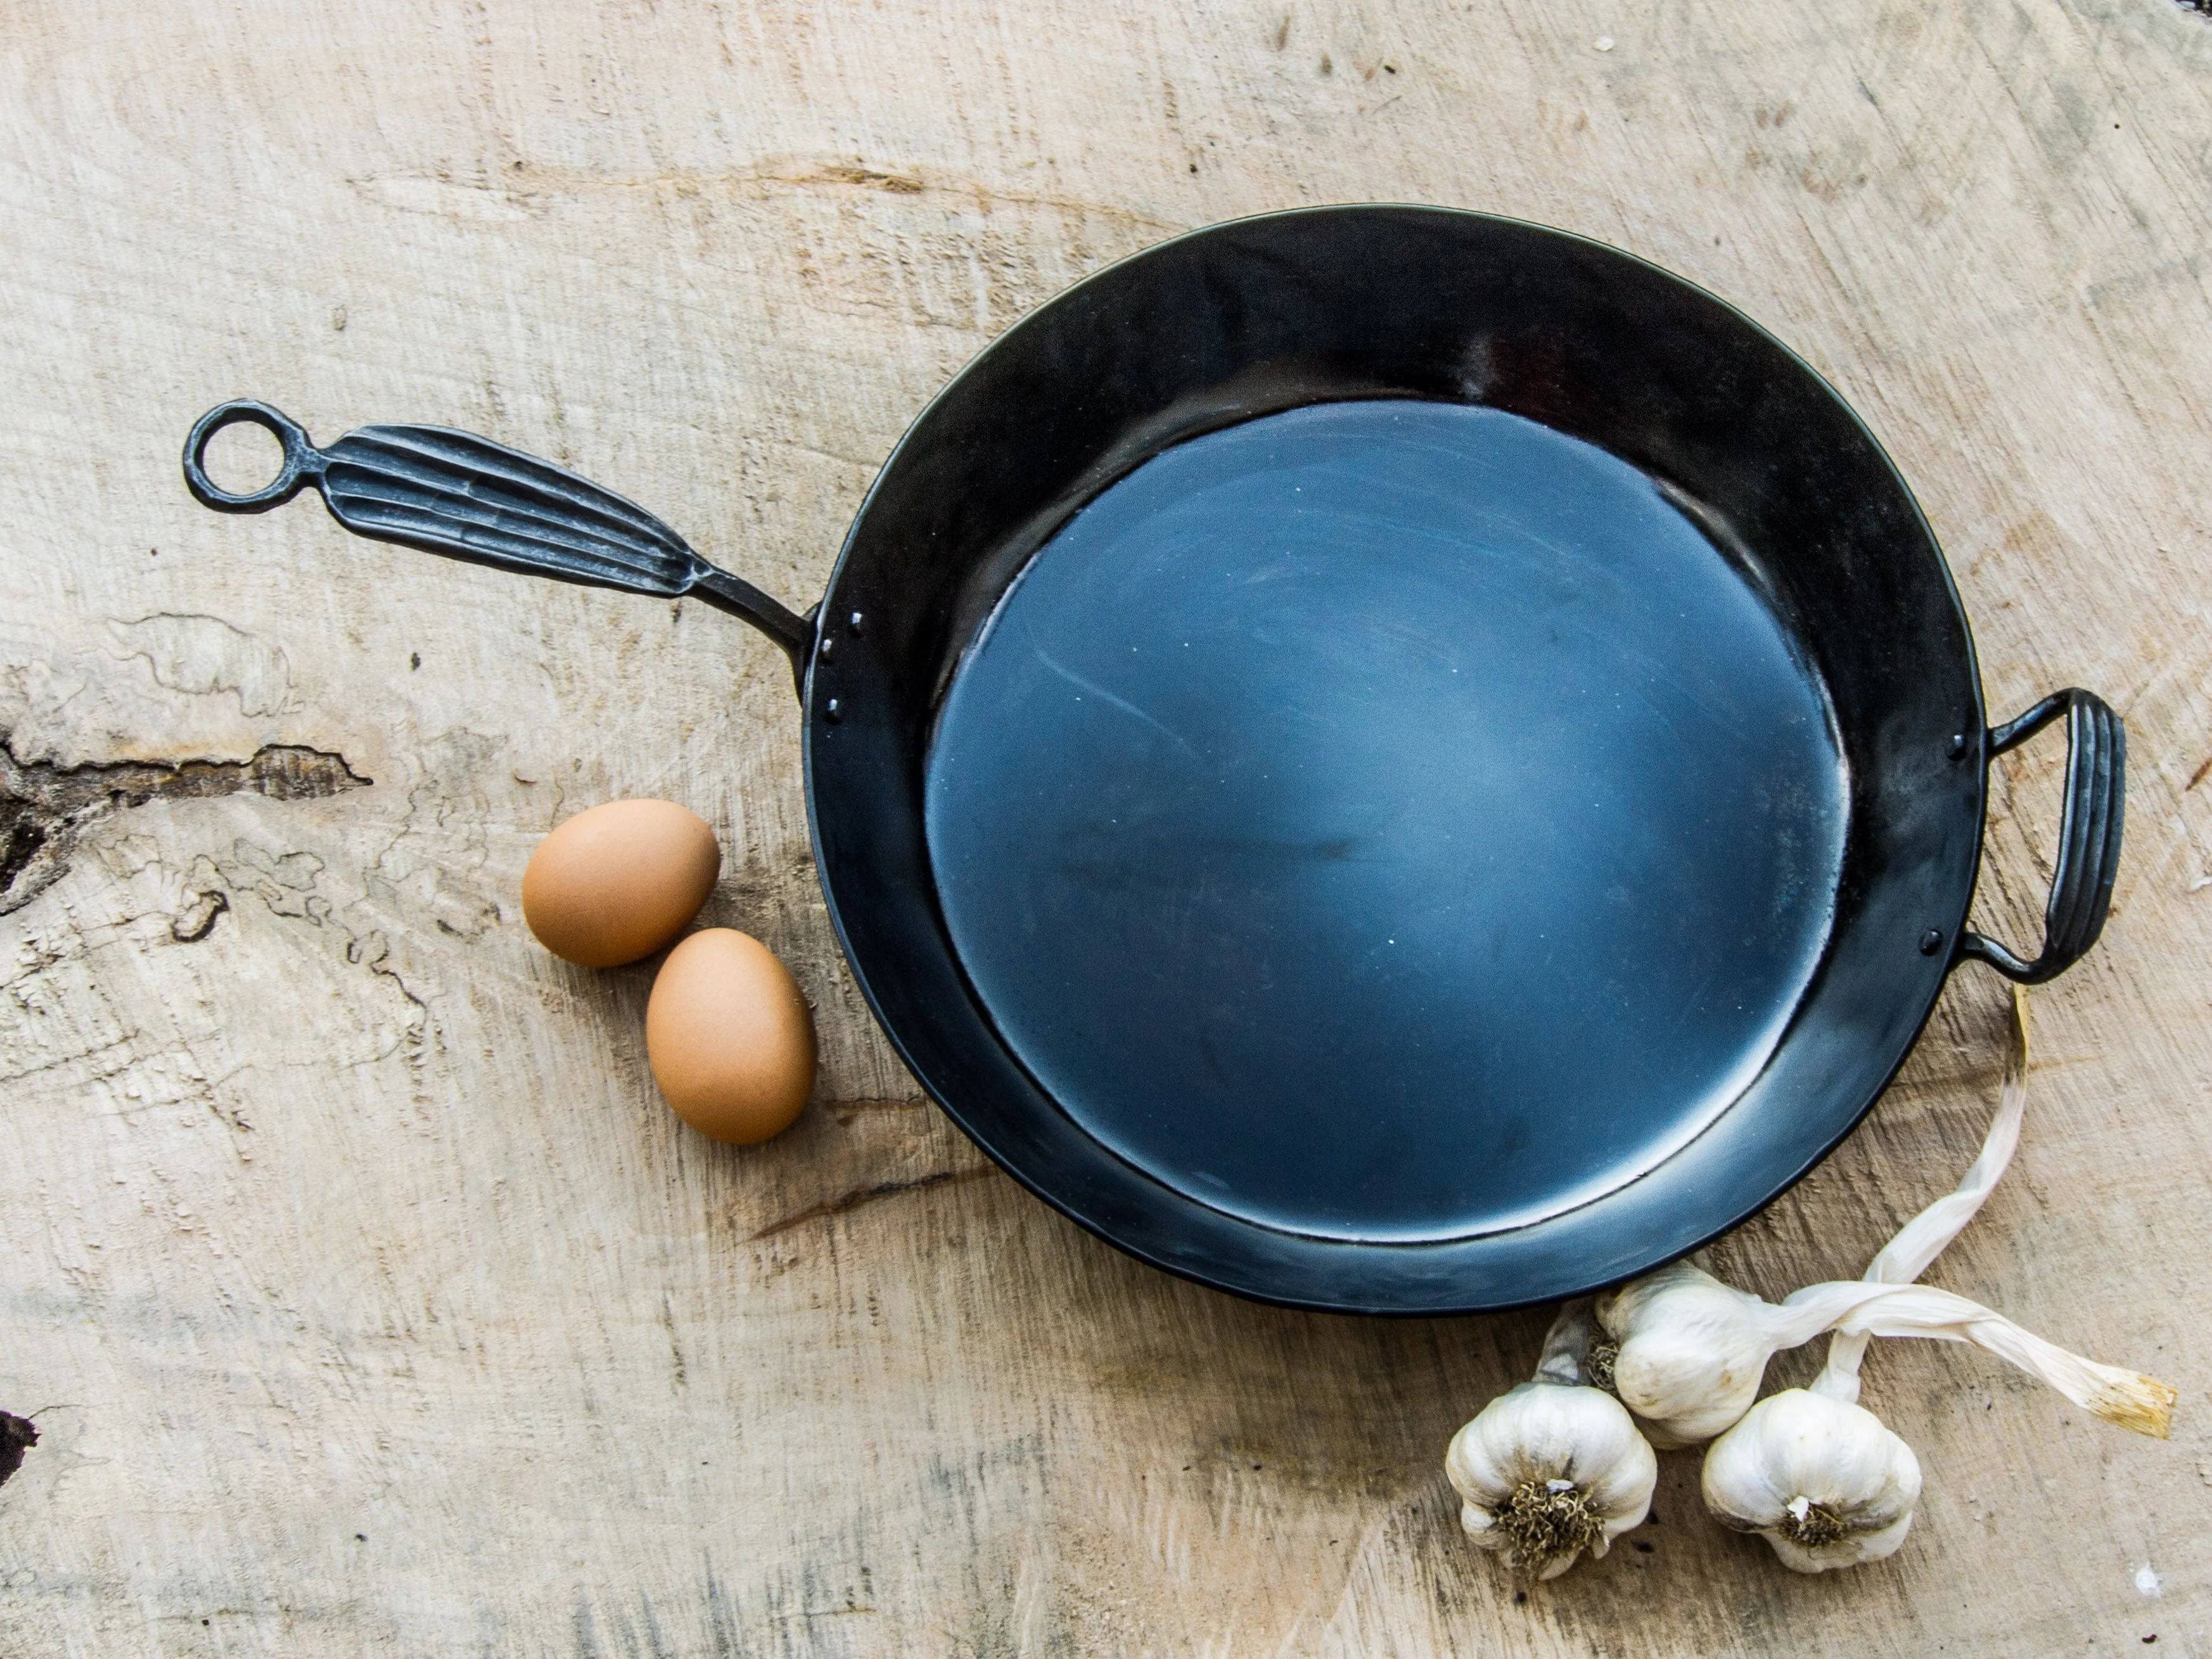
182 400 321 512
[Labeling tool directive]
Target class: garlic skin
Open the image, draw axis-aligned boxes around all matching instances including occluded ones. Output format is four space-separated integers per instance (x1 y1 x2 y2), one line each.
1443 1302 1658 1579
1594 1264 1892 1447
1701 1388 1922 1573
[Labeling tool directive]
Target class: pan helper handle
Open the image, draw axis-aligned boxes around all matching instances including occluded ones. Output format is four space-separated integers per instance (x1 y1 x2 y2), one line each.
1958 689 2125 985
182 399 815 691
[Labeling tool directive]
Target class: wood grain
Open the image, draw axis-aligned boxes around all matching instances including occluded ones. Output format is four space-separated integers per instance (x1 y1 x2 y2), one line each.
3 1 2209 1651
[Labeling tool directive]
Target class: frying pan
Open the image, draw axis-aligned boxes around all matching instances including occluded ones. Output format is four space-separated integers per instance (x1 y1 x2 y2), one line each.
182 206 2122 1314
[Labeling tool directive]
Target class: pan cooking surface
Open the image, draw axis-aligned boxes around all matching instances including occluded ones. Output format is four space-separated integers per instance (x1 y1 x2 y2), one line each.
924 401 1848 1241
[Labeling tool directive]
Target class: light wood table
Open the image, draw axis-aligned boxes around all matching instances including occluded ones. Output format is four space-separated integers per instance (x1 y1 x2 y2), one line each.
4 2 2209 1651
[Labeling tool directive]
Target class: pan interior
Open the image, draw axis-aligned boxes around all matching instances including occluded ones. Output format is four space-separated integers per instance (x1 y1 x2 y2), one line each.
923 400 1848 1242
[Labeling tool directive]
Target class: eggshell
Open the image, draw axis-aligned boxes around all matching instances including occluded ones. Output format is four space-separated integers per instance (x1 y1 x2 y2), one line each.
646 928 816 1143
521 798 720 966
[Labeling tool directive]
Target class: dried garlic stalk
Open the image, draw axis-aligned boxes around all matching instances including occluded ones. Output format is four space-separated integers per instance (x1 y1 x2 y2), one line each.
1704 990 2172 1573
1829 1285 2175 1438
1813 987 2171 1439
1598 988 2043 1449
1701 1281 2175 1575
1817 984 2031 1404
1701 990 2027 1572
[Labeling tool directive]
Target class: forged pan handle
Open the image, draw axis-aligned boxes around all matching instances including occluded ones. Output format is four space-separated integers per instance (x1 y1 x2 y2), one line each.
1958 689 2125 985
182 400 815 689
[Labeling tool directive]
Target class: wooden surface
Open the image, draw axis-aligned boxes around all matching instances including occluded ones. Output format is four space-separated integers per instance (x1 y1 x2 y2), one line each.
4 1 2210 1652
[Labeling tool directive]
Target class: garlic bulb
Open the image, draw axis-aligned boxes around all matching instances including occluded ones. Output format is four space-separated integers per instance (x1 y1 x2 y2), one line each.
1445 1302 1658 1578
1593 1264 1902 1447
1702 1388 1922 1573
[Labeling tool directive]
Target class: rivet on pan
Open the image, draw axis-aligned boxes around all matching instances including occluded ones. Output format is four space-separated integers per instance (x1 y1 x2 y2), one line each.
1948 732 1969 759
817 633 836 662
825 698 843 724
1918 928 1944 956
848 611 865 634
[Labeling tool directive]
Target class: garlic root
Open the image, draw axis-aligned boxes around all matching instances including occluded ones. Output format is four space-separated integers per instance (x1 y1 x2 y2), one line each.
1701 1389 1922 1573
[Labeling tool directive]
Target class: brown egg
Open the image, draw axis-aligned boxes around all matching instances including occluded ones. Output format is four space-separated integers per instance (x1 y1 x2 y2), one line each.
646 928 816 1144
521 798 721 966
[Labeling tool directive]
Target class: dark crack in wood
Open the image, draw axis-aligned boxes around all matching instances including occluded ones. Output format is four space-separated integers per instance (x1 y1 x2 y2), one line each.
171 888 231 942
0 737 371 915
803 162 925 193
748 1165 994 1240
0 1412 37 1487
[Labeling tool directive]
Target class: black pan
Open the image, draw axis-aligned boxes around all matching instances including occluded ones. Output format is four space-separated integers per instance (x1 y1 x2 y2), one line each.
182 205 2121 1314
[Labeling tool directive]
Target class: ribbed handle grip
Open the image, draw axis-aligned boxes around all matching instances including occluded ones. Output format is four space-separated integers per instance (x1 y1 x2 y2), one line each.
1958 688 2125 985
183 400 814 684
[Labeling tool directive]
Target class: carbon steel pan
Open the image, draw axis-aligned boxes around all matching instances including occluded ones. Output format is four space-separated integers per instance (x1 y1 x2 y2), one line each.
183 205 2123 1312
